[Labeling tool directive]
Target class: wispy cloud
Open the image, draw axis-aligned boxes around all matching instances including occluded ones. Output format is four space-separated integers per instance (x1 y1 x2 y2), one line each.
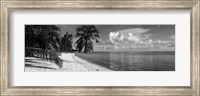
118 28 150 34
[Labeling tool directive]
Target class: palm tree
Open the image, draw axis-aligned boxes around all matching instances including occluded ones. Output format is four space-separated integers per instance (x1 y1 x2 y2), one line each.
74 25 100 53
25 25 63 68
61 32 73 52
25 25 61 51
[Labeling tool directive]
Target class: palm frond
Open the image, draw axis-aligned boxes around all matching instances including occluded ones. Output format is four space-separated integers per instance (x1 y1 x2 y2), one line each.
74 25 100 53
25 25 63 68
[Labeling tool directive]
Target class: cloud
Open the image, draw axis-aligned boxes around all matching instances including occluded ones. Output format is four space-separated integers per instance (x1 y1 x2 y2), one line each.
127 33 140 42
109 32 125 44
119 28 150 34
109 28 151 44
169 34 175 39
109 32 120 44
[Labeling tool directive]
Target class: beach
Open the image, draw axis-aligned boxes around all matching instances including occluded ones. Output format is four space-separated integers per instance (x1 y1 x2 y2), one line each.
25 53 112 71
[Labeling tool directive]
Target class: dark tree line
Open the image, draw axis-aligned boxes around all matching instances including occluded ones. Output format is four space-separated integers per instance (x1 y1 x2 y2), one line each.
61 32 73 52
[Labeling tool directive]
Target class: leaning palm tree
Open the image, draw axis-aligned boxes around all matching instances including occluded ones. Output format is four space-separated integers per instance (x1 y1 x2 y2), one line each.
25 25 63 68
74 25 100 53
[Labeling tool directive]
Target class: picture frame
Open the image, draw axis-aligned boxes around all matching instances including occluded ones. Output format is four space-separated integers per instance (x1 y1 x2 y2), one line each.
0 0 199 95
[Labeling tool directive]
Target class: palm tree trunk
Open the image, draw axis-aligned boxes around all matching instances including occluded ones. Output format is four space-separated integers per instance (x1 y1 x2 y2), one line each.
84 40 87 53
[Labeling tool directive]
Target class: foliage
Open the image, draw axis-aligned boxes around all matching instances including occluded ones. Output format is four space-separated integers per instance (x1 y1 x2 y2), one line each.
60 32 73 52
74 25 100 53
25 25 63 68
25 25 61 51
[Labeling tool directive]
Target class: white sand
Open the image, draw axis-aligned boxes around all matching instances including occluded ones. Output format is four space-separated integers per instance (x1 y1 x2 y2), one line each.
25 53 112 71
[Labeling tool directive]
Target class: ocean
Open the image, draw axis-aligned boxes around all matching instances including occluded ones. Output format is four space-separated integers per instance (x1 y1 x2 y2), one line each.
75 51 175 71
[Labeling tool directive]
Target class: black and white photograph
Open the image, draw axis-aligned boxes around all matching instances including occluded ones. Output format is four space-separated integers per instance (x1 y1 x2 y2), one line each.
25 25 175 71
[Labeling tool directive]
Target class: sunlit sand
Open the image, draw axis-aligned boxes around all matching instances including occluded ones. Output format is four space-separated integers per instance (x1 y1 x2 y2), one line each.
25 53 111 71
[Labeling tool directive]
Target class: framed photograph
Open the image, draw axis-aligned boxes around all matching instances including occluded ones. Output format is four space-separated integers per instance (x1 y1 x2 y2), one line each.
1 0 199 95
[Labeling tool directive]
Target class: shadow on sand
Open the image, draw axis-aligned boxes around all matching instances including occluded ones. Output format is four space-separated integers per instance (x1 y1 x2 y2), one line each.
25 58 55 69
25 63 55 69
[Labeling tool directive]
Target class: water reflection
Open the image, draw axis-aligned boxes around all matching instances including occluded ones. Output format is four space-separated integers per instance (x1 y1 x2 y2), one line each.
108 52 175 71
76 51 175 71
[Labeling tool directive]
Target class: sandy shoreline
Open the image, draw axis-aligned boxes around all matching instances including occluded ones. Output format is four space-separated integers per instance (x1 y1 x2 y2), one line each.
25 53 112 71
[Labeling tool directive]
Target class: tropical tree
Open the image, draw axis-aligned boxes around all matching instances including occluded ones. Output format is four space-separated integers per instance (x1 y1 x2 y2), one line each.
25 25 63 68
74 25 100 53
61 32 73 52
25 25 61 51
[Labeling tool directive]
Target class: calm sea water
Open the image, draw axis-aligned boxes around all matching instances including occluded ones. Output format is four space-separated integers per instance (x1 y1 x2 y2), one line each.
75 51 175 71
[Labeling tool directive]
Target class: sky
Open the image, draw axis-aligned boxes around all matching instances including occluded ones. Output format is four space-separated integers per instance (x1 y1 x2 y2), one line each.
57 25 175 51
